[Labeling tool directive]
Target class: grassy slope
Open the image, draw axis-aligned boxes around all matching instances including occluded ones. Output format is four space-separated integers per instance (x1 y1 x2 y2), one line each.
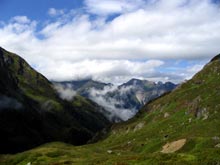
1 57 220 164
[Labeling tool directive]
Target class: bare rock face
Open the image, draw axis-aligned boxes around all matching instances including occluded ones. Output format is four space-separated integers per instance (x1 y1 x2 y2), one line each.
187 96 209 120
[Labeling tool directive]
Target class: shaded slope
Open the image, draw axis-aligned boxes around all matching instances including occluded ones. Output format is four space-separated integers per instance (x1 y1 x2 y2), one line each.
2 54 220 164
0 47 110 154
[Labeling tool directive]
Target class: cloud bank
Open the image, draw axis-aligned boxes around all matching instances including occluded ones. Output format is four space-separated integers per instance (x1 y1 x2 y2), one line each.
89 86 137 122
0 0 219 84
54 84 76 101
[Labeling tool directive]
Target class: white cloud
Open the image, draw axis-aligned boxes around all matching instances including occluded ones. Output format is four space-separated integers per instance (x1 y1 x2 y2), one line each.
39 59 164 84
185 64 204 79
54 84 76 101
84 0 146 15
48 8 64 17
11 16 31 24
89 86 136 121
0 1 220 84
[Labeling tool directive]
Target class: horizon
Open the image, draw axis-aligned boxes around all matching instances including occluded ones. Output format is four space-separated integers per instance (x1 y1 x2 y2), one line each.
52 76 179 85
1 0 220 84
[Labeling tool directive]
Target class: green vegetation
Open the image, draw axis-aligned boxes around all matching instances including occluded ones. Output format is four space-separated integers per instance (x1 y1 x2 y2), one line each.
0 47 110 154
1 55 220 164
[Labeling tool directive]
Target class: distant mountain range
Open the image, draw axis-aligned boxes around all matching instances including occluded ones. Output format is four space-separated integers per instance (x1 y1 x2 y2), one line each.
0 47 110 154
54 78 177 122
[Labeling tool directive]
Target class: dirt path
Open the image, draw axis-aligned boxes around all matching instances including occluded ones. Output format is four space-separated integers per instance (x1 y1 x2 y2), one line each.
161 139 186 153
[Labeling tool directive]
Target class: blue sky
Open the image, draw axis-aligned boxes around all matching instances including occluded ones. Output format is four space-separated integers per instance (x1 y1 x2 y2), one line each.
0 0 220 84
0 0 83 21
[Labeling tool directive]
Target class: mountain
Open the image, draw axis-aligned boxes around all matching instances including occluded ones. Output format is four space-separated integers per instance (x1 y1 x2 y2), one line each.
117 78 177 109
2 54 220 164
55 78 176 122
0 47 110 154
54 79 113 98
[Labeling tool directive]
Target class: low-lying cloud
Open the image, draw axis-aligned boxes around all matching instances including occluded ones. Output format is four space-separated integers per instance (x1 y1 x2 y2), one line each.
54 84 76 101
89 86 137 122
0 95 23 110
54 83 136 122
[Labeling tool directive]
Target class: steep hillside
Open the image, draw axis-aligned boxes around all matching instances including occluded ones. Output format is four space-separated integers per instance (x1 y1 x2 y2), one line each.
1 54 220 164
0 47 110 154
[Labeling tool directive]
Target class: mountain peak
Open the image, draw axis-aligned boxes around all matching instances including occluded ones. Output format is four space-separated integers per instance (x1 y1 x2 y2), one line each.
125 78 143 86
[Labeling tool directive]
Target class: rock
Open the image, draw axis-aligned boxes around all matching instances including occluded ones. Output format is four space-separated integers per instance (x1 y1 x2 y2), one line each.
215 144 220 148
202 112 209 120
188 96 201 116
161 139 186 153
126 128 130 134
212 136 220 140
194 80 202 85
107 150 113 154
196 108 209 120
133 122 145 132
164 112 170 118
189 118 192 123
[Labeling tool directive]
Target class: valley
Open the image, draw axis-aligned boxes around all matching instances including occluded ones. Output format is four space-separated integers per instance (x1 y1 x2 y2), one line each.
0 48 220 164
1 1 220 164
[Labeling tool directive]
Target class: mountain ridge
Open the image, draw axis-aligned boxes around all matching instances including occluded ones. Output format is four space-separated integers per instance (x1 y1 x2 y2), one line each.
0 47 110 154
55 78 177 122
